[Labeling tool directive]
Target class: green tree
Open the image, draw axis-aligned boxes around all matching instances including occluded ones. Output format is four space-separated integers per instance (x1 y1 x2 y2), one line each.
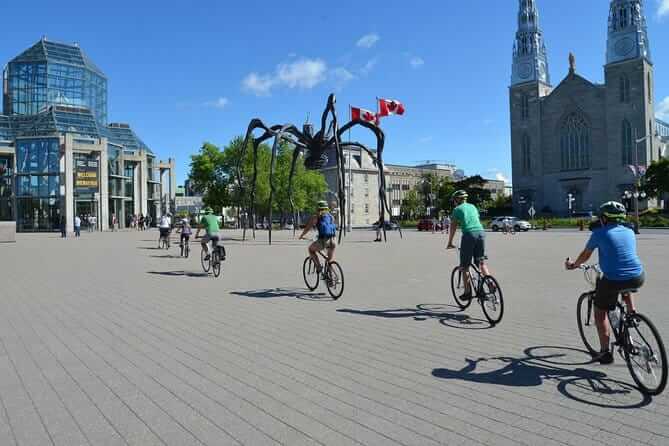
453 175 491 207
188 142 230 212
401 189 422 219
642 158 669 199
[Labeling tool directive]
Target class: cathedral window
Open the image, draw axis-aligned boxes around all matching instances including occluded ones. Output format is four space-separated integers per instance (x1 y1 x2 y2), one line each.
619 75 630 103
560 113 591 171
622 119 633 165
521 94 529 120
522 134 531 174
648 73 652 103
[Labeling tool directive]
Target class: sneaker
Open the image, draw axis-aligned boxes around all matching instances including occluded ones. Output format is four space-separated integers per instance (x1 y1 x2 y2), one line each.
596 350 614 365
459 292 473 301
204 254 211 261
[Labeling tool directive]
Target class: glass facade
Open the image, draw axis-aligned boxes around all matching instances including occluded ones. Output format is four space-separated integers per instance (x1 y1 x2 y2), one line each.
15 138 60 231
0 155 13 221
4 40 108 124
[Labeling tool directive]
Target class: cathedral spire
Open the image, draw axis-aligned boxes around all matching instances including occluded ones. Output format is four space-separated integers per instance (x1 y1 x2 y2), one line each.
511 0 550 86
606 0 651 65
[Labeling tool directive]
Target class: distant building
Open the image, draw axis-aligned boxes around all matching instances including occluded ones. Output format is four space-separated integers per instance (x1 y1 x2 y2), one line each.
510 0 664 216
0 37 175 237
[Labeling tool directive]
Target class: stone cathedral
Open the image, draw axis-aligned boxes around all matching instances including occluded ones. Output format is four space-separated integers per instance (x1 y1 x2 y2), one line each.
509 0 666 216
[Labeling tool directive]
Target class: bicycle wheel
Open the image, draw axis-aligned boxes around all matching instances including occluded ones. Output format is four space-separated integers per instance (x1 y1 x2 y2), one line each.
325 262 345 300
450 267 473 310
201 248 211 273
480 275 504 325
576 292 600 355
303 257 320 291
624 312 668 396
212 250 222 278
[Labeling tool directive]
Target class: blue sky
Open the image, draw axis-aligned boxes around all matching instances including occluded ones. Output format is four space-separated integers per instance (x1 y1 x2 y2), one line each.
1 0 668 185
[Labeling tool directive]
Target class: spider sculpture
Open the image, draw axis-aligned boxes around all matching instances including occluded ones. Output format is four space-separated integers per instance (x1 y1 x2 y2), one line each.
236 93 398 245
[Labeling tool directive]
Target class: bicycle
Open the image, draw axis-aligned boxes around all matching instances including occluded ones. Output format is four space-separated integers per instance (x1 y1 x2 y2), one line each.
450 256 504 325
159 230 170 249
574 263 667 395
198 236 226 278
303 250 345 300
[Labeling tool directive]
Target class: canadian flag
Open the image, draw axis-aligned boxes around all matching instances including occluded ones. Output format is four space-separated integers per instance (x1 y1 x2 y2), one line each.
378 98 405 117
351 107 379 125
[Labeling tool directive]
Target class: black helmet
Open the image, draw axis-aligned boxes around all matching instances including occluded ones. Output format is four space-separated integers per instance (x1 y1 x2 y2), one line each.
451 190 468 200
599 201 627 221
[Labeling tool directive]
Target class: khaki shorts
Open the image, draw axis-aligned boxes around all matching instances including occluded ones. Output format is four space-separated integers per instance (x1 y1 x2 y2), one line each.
315 237 336 251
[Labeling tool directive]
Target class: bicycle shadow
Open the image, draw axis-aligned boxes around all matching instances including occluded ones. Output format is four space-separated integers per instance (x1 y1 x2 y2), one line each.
431 346 651 409
230 288 332 301
336 304 491 329
147 270 210 278
149 254 182 259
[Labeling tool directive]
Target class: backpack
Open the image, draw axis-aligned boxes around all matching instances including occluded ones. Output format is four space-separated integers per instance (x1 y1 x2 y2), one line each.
317 213 337 239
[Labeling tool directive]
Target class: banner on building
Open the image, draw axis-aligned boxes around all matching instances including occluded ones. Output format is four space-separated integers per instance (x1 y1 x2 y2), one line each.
74 159 99 193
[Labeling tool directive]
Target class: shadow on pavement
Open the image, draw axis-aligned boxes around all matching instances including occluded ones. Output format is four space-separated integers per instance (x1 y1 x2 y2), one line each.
337 304 491 329
231 288 332 301
149 254 183 259
147 270 209 278
432 346 651 409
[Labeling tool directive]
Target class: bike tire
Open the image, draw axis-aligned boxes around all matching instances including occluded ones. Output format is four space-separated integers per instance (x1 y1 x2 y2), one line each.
450 267 473 310
624 312 668 396
201 248 211 273
212 251 222 278
480 275 504 325
303 257 320 291
325 261 345 300
576 292 600 356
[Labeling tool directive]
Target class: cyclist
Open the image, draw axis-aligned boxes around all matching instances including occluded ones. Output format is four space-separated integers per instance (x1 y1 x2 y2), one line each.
502 217 512 235
177 217 192 253
299 200 337 273
565 201 644 365
195 207 220 261
446 190 492 300
158 213 171 247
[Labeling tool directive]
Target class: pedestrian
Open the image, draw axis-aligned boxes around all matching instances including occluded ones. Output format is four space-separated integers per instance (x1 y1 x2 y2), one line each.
91 215 97 231
374 219 383 242
74 215 81 237
111 213 117 232
60 215 67 238
442 215 451 234
138 214 144 231
432 216 438 234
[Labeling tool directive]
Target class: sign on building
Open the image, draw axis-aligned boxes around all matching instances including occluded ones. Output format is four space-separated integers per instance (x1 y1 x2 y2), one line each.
74 159 99 193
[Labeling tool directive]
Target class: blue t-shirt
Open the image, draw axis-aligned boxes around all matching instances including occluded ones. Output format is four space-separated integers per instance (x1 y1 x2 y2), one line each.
586 224 643 281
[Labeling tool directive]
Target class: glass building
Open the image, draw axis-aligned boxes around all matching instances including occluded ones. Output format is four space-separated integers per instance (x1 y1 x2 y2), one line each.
0 38 175 237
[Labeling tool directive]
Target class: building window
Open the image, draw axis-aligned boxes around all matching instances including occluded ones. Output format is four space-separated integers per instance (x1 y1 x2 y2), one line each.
560 113 591 171
622 120 633 165
619 75 630 103
401 184 410 191
648 73 652 103
520 94 529 120
364 204 369 214
351 205 355 214
521 134 531 175
364 173 369 183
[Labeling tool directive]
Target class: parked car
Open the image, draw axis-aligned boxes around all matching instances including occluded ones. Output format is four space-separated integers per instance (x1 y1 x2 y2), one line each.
490 216 532 232
373 221 399 231
417 219 442 232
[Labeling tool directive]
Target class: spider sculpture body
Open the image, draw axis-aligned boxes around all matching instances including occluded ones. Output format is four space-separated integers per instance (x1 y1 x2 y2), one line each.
236 94 397 244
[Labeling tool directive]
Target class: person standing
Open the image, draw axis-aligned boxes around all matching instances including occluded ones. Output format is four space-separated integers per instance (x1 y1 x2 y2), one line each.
111 213 117 232
74 215 81 237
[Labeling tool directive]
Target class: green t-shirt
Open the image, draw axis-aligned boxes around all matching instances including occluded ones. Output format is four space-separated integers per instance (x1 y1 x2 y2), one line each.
452 203 484 234
200 214 220 235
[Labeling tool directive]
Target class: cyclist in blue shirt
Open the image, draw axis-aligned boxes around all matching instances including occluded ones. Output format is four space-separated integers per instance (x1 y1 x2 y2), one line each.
299 200 337 272
566 201 644 364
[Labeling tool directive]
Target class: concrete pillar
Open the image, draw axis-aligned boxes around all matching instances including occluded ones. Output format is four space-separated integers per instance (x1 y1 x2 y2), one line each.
63 136 74 234
99 141 109 231
139 155 148 216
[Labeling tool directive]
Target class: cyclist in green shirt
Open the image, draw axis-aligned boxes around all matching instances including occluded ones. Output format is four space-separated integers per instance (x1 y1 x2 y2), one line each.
195 207 220 261
446 190 492 300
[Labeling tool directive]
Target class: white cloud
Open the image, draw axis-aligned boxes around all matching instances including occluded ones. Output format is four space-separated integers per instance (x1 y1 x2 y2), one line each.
495 172 510 183
242 58 327 96
659 0 669 17
657 97 669 120
204 97 229 109
409 57 425 68
360 58 378 76
356 33 380 49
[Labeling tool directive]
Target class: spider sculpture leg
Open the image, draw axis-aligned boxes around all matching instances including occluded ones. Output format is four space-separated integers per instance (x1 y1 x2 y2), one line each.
267 126 293 245
286 145 304 238
336 120 397 242
320 94 346 243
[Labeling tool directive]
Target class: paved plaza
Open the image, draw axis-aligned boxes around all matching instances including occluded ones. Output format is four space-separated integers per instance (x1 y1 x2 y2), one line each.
0 228 668 446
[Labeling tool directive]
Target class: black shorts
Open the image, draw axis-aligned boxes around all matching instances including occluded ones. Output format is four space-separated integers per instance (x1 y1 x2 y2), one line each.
595 273 645 311
460 231 486 268
159 228 170 237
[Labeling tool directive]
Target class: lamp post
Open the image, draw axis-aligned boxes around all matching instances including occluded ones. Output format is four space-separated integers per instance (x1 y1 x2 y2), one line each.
566 193 575 216
632 131 650 233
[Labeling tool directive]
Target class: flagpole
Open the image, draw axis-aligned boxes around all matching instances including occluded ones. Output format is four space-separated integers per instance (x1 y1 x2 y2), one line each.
347 105 352 234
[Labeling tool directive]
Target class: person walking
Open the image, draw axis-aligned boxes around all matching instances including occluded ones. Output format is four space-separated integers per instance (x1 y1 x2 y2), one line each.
111 213 117 232
74 215 81 237
138 214 144 231
60 215 67 238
